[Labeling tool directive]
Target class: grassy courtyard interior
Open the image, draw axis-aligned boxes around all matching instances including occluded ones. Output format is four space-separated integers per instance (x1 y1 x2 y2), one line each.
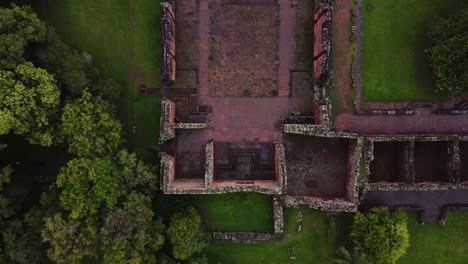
193 193 274 233
207 207 352 264
203 202 468 264
363 0 465 102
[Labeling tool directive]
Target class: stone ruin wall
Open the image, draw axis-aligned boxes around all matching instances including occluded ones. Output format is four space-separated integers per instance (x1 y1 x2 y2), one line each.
211 197 285 243
161 1 176 85
275 143 288 194
281 195 357 212
159 99 208 144
204 141 214 188
160 153 176 192
283 124 358 139
159 99 176 144
161 142 286 195
359 136 468 197
313 0 333 127
345 138 363 203
282 124 361 209
273 196 284 235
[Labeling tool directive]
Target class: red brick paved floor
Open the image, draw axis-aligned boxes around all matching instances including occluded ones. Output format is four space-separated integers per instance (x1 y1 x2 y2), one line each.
194 0 309 143
278 0 295 97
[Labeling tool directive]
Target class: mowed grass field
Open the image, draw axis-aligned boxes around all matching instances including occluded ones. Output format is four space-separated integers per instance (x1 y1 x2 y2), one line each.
34 0 161 159
363 0 463 102
399 211 468 264
207 209 353 264
194 193 274 233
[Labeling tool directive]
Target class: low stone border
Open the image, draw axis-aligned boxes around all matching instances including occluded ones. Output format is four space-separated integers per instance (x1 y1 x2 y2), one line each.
283 124 358 138
365 183 468 192
211 197 285 243
159 99 208 144
281 195 358 212
161 1 176 85
273 196 284 235
212 232 278 243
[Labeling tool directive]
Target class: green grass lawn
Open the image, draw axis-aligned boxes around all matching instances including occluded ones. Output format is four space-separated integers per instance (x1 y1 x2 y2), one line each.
34 0 161 159
194 193 274 233
363 0 464 102
207 209 352 264
399 211 468 264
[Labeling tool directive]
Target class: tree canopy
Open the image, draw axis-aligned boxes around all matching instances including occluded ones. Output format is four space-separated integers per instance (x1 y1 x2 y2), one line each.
0 62 60 146
101 192 165 264
61 90 121 157
42 213 98 264
426 8 468 96
351 207 409 264
167 207 209 261
0 5 46 69
56 157 124 220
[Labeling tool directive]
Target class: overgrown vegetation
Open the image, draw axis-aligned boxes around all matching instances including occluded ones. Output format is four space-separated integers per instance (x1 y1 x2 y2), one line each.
351 207 409 264
362 0 464 102
426 8 468 97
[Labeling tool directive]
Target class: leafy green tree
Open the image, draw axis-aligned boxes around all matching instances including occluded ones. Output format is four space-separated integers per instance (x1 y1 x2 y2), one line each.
351 207 409 264
42 213 98 264
33 28 90 96
1 208 49 264
0 63 60 146
101 192 165 264
167 207 209 261
33 28 120 101
0 5 46 69
426 8 468 96
0 165 12 191
56 157 125 220
61 90 121 157
115 149 158 195
0 165 14 226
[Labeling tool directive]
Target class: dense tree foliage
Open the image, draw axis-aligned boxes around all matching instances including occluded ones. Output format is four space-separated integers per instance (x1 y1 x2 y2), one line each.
351 207 409 264
0 63 60 146
2 208 49 264
33 29 119 100
0 5 45 69
426 8 468 96
61 90 121 157
101 192 165 264
42 214 98 264
167 207 209 261
33 29 90 96
57 157 124 219
0 4 208 264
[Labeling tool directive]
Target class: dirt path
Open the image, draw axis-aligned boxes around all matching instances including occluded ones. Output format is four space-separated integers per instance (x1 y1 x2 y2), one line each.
335 110 468 135
332 0 353 111
361 190 468 223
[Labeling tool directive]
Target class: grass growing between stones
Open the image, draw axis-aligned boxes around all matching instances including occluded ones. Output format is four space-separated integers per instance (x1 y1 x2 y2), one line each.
34 0 161 159
362 0 464 102
193 193 274 233
206 209 353 264
398 211 468 264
